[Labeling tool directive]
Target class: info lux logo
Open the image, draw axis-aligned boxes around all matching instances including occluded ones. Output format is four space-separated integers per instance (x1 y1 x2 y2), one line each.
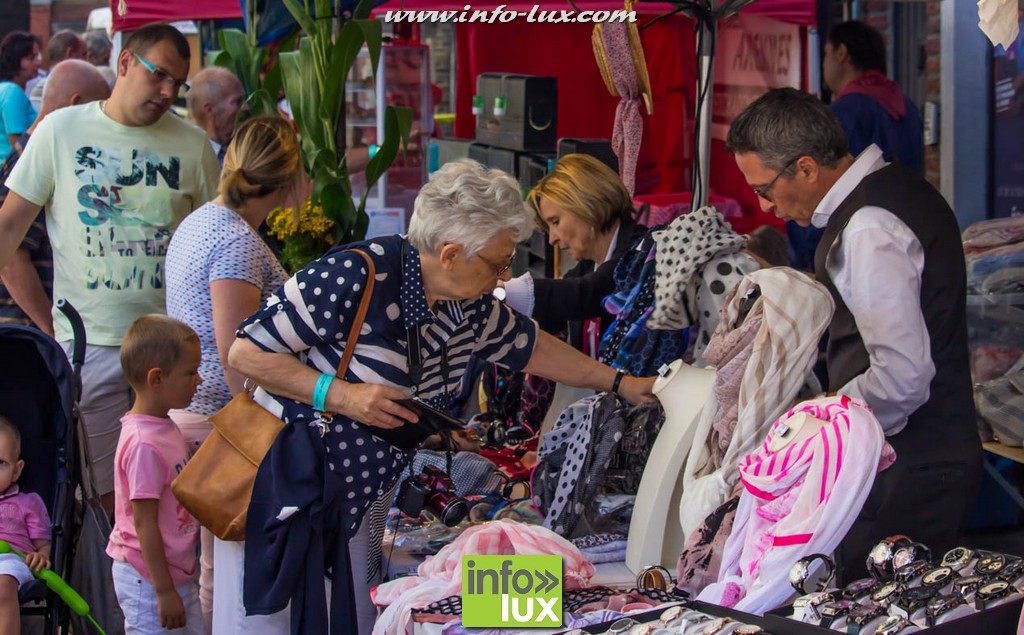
461 555 563 628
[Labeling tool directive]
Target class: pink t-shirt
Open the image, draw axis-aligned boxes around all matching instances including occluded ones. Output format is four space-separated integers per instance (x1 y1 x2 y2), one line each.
0 486 50 554
106 414 198 587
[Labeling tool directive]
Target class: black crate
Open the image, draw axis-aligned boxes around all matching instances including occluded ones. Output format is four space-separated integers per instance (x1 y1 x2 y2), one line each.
475 73 558 151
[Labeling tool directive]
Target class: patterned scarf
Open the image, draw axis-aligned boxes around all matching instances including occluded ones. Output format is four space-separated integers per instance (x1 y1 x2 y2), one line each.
647 207 747 331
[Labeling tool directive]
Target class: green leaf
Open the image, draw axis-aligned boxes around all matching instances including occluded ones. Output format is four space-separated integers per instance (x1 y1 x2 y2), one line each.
218 29 265 96
352 0 376 20
361 105 414 209
207 50 231 68
353 19 383 87
281 0 318 36
321 21 368 137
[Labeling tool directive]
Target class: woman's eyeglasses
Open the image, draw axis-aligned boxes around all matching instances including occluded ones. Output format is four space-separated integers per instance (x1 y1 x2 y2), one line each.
131 51 190 93
477 251 516 277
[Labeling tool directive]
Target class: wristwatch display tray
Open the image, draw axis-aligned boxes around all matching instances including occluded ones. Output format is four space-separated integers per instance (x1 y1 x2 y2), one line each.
563 600 768 633
763 595 1023 635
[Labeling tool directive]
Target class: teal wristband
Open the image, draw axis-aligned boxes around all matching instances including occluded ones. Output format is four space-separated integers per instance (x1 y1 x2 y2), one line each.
312 373 334 412
368 144 378 159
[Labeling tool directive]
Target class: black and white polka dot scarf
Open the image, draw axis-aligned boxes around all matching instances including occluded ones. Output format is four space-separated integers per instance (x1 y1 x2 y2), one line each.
647 206 747 331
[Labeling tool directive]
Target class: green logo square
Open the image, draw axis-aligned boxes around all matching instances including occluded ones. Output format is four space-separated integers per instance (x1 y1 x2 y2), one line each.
461 555 563 628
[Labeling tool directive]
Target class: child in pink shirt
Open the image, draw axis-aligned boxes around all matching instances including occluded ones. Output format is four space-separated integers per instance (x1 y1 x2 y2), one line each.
107 315 204 634
0 415 51 635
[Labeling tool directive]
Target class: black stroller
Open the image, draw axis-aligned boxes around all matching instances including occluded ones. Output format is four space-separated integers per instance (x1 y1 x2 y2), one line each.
1 300 121 634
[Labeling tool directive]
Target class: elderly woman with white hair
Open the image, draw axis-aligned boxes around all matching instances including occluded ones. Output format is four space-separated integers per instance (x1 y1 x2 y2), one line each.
221 159 658 635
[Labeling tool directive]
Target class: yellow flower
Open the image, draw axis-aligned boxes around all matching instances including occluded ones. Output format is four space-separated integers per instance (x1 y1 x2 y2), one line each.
267 201 335 241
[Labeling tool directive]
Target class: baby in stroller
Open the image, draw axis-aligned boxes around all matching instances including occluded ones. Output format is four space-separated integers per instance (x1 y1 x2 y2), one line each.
0 415 52 635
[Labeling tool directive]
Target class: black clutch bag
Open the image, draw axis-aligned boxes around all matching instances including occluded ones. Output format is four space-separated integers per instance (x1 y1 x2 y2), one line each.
369 398 466 450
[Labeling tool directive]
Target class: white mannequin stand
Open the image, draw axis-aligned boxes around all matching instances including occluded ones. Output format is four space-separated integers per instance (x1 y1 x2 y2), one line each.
626 359 716 572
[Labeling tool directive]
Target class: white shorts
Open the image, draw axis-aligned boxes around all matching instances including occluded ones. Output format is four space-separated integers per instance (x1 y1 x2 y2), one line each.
112 560 206 635
61 342 133 496
0 553 33 587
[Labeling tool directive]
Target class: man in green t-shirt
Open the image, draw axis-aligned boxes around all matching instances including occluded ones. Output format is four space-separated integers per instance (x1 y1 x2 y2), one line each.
0 24 220 513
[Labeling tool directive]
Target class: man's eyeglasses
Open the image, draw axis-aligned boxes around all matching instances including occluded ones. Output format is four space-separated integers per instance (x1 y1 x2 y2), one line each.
751 157 797 202
477 250 516 277
131 51 190 93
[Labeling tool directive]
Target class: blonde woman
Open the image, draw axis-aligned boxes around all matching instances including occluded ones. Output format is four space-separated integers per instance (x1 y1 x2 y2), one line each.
501 153 647 353
164 115 302 631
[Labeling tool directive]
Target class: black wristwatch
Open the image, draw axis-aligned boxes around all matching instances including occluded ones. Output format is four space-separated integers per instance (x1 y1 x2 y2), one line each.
952 574 985 601
817 600 856 629
940 546 976 573
842 577 877 602
892 585 937 618
790 553 836 595
894 559 930 586
867 535 913 580
925 592 966 627
920 565 954 590
997 557 1024 585
975 551 1007 577
975 579 1018 610
845 603 889 635
875 615 920 635
893 542 932 570
870 580 904 608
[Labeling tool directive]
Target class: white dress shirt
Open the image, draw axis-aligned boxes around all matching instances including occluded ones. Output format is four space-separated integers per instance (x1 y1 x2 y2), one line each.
811 144 933 434
500 222 621 317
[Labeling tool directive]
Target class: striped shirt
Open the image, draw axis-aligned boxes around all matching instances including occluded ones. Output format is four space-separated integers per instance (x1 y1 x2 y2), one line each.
237 235 538 532
0 133 52 327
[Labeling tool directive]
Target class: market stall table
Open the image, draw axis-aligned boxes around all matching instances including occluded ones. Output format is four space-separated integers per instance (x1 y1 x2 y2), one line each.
982 441 1024 512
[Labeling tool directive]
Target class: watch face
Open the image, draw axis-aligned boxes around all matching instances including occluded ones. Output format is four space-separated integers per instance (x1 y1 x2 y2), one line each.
895 559 929 583
892 547 917 571
789 560 810 589
901 586 937 604
976 552 1006 575
733 627 763 635
979 580 1010 597
872 581 902 603
999 558 1024 580
608 618 636 634
660 606 685 625
941 546 973 568
922 566 953 587
843 577 877 599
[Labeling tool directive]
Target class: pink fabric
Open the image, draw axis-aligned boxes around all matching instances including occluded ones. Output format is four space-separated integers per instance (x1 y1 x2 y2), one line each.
836 70 907 119
702 302 764 468
600 21 645 196
372 519 595 635
0 486 51 554
106 414 198 587
697 396 896 614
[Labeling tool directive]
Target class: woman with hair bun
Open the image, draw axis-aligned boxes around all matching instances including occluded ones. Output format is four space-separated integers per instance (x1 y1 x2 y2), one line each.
164 115 302 630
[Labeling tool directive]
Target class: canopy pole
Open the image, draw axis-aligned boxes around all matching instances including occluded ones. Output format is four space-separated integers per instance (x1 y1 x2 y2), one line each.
695 17 715 210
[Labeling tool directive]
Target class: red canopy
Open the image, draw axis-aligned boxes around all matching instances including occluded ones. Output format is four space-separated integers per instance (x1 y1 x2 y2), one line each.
375 1 815 25
109 0 243 33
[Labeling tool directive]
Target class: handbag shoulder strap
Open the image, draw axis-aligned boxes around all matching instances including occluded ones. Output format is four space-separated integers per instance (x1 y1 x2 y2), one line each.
318 248 375 425
337 248 376 378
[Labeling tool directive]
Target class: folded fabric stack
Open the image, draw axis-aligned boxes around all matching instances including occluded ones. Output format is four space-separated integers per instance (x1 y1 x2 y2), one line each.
962 217 1024 445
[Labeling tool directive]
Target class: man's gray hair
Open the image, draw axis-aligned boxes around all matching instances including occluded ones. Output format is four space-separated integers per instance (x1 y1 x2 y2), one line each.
408 159 534 257
83 30 111 62
726 87 849 171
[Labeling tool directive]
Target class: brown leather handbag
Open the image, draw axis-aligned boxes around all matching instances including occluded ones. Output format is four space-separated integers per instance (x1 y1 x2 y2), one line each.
172 250 376 540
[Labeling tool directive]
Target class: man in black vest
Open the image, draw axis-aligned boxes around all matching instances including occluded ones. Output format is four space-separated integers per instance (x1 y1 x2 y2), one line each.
726 87 982 582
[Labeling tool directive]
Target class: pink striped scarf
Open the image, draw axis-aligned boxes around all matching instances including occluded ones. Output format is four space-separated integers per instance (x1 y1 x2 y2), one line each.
697 396 895 614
